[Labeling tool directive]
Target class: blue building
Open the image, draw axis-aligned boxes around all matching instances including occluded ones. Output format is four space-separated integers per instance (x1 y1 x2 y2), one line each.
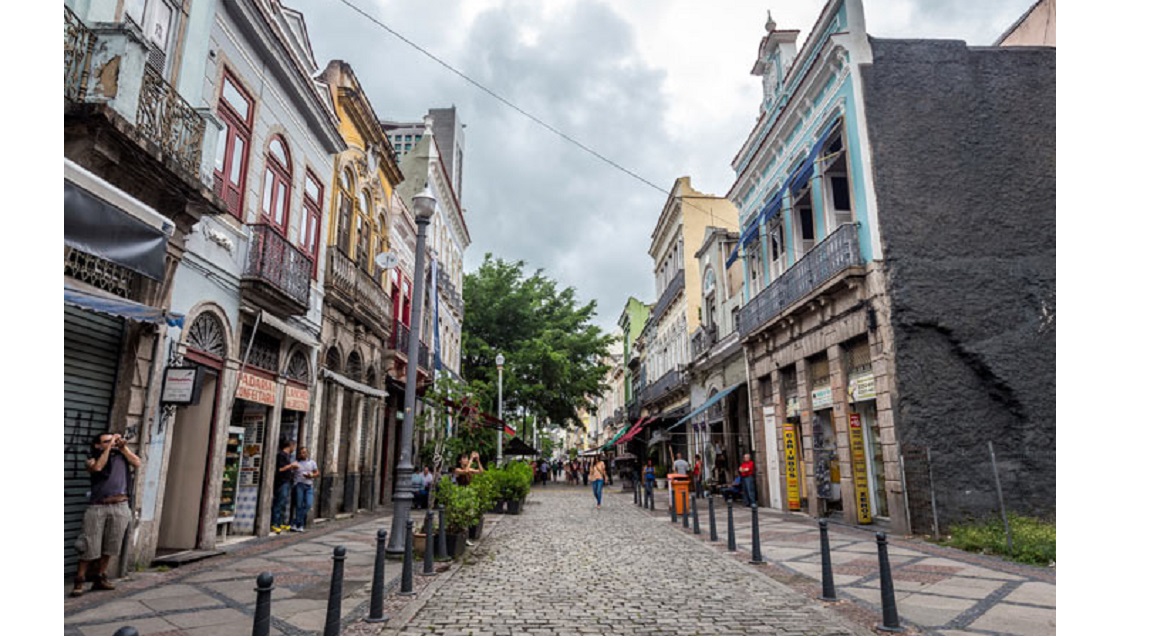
729 0 1054 534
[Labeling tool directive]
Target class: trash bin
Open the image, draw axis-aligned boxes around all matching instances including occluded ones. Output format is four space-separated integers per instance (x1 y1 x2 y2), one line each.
668 474 690 515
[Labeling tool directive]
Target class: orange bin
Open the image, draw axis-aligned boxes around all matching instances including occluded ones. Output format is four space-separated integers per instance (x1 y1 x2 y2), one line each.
668 474 690 515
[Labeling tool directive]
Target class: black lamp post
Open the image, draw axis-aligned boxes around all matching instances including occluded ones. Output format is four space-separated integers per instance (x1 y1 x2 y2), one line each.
386 187 436 555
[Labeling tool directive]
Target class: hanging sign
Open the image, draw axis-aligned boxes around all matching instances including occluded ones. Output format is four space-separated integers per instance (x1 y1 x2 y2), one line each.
848 373 876 402
848 413 872 524
236 371 276 406
284 385 311 412
811 386 833 410
785 395 801 417
161 366 202 405
783 423 801 510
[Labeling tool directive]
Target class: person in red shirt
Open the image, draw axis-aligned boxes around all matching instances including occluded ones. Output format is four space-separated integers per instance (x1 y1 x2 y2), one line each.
692 454 703 497
738 453 757 507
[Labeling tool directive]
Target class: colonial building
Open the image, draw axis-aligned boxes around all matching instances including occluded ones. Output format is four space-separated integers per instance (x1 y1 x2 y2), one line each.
729 0 1054 533
64 0 224 576
312 60 403 519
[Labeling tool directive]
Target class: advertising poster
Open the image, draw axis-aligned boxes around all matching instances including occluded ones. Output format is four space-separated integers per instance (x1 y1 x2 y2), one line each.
783 423 801 510
848 413 872 524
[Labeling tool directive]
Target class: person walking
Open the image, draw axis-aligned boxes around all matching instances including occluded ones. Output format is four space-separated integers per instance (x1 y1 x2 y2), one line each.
672 452 690 476
692 453 703 498
71 432 141 597
581 460 590 486
643 458 656 500
272 439 299 533
290 447 319 532
739 453 758 507
540 459 549 486
589 456 608 509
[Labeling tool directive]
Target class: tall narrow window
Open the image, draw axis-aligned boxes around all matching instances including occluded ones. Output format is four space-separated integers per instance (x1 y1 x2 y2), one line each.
793 192 816 257
769 222 785 279
336 168 354 254
356 191 373 271
376 214 388 282
260 136 292 235
822 133 854 229
213 70 253 218
301 170 323 278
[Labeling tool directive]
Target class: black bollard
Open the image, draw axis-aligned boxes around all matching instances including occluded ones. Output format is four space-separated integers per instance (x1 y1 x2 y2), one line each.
876 533 904 632
252 571 274 635
726 499 736 552
708 494 718 542
749 503 764 564
819 519 837 601
682 491 690 530
366 530 389 623
691 494 700 534
401 519 415 595
324 546 346 636
422 509 436 576
437 504 448 560
113 627 139 636
648 485 654 511
671 499 678 524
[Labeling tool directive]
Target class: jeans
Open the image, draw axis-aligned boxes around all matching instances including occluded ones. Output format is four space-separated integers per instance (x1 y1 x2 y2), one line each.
292 483 313 529
272 482 292 528
740 475 757 507
592 479 605 505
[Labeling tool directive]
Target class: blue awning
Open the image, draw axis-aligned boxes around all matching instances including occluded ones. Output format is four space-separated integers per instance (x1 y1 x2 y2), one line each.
788 159 814 194
667 383 743 430
762 190 785 223
725 245 740 269
65 285 185 327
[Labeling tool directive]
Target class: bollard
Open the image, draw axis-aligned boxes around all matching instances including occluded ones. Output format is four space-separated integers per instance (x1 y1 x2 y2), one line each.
819 519 837 601
113 627 139 636
323 546 346 636
876 533 904 632
726 499 736 552
648 485 654 511
252 571 274 635
749 503 765 564
365 530 389 623
401 519 415 595
691 494 700 534
634 481 639 505
437 504 448 560
422 509 436 576
682 492 690 530
707 494 717 542
671 501 677 524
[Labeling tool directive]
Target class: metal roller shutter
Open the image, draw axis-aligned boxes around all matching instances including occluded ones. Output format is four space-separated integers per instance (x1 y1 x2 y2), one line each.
64 306 123 577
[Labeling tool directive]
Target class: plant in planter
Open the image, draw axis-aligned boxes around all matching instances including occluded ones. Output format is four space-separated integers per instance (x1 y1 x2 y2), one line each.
502 461 533 514
470 468 500 515
436 477 482 558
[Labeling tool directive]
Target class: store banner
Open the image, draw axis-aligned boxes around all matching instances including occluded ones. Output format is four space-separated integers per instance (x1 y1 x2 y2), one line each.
848 373 876 402
783 423 801 510
848 413 872 524
237 371 276 406
284 385 310 412
811 386 833 410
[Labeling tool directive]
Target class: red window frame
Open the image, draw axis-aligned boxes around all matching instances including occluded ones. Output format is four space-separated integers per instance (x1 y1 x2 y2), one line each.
214 69 254 219
301 169 324 279
260 135 292 236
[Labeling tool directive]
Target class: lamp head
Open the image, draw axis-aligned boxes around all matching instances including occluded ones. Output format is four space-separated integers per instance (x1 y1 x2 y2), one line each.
412 187 436 223
495 353 505 367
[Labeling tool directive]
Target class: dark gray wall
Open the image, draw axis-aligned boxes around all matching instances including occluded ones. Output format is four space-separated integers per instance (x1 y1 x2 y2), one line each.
860 38 1055 532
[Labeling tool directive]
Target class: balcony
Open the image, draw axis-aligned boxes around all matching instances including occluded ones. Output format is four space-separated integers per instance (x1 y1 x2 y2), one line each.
389 321 433 373
651 269 685 324
639 368 686 407
691 324 719 360
64 5 95 102
325 247 392 336
437 268 464 317
738 223 864 339
242 224 314 316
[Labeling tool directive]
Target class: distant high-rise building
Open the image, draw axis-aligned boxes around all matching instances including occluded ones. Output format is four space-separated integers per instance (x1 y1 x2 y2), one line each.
381 106 465 200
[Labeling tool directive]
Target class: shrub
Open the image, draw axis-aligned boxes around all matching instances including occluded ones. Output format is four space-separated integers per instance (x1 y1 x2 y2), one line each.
941 513 1056 566
436 477 482 533
503 461 533 501
469 469 499 512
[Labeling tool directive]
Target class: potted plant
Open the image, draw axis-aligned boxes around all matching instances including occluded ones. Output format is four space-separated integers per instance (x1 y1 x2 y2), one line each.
436 477 481 558
654 464 667 489
471 469 501 515
503 461 533 514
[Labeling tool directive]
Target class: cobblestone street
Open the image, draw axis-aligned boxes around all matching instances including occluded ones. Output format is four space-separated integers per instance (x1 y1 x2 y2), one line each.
384 485 866 636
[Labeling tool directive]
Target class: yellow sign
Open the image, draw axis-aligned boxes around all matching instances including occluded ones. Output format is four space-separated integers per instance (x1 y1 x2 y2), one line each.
237 371 276 406
848 413 872 524
783 424 801 510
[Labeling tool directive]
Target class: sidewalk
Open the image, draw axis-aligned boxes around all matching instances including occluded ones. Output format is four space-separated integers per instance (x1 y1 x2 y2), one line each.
640 489 1056 636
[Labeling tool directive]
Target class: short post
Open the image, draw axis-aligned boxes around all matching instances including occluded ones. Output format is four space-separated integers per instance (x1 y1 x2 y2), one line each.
749 503 764 564
671 500 677 524
819 519 837 601
726 499 736 552
252 571 274 635
401 519 415 595
365 530 388 623
876 533 904 632
436 504 448 560
691 494 700 534
707 494 717 542
634 480 639 505
113 627 139 636
422 509 436 576
682 489 690 530
324 546 346 636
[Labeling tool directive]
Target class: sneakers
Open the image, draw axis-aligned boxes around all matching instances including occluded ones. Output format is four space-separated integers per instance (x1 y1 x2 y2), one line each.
71 582 85 597
94 575 115 591
289 525 303 533
273 525 289 534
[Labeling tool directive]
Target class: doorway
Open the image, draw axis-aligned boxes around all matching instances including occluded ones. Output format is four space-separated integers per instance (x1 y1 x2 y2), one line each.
158 369 219 551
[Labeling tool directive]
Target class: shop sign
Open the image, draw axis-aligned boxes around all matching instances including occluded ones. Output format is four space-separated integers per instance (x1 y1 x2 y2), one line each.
848 413 872 524
284 385 311 412
783 423 801 510
811 386 833 410
237 371 276 406
848 373 876 402
785 395 801 417
161 366 202 405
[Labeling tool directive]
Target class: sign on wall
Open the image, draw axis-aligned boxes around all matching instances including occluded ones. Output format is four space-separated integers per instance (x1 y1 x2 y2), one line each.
284 385 310 412
161 366 202 405
848 413 872 524
848 373 876 402
783 423 801 510
811 386 833 410
236 371 276 406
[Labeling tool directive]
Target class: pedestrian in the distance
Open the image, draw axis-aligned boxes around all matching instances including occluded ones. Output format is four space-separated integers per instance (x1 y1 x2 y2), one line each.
692 453 703 497
672 451 690 475
643 458 656 499
272 439 299 533
582 460 590 486
71 432 141 597
290 447 319 532
589 456 608 509
739 453 757 507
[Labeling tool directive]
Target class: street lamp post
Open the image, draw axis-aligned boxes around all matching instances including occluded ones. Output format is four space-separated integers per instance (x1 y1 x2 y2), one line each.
387 187 436 556
496 353 504 467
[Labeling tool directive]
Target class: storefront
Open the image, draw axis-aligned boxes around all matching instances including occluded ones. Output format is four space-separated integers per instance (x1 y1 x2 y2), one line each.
809 357 842 514
846 340 887 520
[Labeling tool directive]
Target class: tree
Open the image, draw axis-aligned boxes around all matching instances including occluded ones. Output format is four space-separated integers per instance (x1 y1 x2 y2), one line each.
462 254 614 434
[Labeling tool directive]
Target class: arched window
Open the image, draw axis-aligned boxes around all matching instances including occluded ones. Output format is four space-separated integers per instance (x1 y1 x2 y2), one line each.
355 190 373 270
213 69 253 218
187 312 227 360
260 135 292 235
300 169 323 278
336 168 354 254
376 214 388 280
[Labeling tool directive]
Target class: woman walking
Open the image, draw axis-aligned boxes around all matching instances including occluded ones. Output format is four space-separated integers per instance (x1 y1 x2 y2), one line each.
589 456 608 509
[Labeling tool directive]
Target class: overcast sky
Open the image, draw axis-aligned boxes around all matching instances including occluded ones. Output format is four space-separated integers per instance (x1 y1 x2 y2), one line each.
287 0 1038 332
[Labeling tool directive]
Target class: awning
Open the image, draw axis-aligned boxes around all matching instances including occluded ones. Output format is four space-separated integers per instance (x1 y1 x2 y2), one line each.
247 308 320 349
65 284 184 327
667 383 743 430
598 424 630 451
503 437 538 457
319 368 387 398
617 416 655 445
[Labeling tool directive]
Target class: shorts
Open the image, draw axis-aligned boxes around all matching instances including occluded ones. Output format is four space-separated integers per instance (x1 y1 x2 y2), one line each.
74 502 132 561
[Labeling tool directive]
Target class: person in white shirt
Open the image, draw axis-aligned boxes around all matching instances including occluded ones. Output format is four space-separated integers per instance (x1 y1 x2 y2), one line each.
290 447 319 532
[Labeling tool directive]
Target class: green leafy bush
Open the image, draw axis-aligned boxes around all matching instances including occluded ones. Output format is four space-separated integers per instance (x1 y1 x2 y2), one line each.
436 477 482 533
941 514 1056 566
469 469 499 512
502 461 533 501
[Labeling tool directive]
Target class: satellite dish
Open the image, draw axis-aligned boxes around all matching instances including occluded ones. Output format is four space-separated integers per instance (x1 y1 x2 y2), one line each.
374 251 399 270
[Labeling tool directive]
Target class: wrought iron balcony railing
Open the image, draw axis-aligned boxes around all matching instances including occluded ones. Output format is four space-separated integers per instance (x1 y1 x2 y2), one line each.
326 247 392 331
137 65 206 177
690 324 719 360
243 224 313 312
738 223 863 338
651 269 685 324
64 5 95 102
390 321 433 372
639 368 686 406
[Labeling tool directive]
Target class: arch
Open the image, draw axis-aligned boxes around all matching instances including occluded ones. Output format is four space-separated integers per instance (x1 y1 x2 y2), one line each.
364 366 378 388
285 348 312 384
346 350 363 382
324 345 343 373
185 310 229 360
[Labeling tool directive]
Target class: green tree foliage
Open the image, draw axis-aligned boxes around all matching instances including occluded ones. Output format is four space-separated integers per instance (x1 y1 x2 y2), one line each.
462 254 614 431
